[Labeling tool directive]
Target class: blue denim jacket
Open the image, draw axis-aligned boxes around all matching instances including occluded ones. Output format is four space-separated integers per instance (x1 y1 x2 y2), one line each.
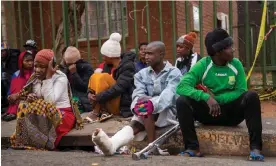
131 61 182 115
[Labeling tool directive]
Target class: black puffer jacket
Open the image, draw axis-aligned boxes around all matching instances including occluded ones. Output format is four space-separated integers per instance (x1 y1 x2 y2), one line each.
61 59 94 112
96 51 136 117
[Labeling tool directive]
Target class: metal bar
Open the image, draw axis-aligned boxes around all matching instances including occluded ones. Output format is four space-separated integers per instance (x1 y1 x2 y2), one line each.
133 1 138 54
85 1 91 62
261 41 267 86
120 1 126 51
158 0 163 41
73 1 78 48
62 1 69 47
39 1 45 48
272 1 276 87
199 1 204 57
107 2 112 34
172 1 176 62
50 1 56 51
245 1 251 85
213 1 217 28
146 1 151 42
229 1 233 36
7 1 14 47
28 1 34 39
18 2 24 49
185 1 190 33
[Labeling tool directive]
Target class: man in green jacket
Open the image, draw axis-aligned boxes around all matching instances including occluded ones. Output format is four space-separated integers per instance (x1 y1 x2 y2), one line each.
176 28 263 161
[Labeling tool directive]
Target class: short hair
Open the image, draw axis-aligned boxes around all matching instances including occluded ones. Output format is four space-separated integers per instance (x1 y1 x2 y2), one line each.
147 41 165 53
138 42 148 49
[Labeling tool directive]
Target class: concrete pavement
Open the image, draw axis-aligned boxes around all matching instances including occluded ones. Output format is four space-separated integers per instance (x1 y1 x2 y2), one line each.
2 150 276 166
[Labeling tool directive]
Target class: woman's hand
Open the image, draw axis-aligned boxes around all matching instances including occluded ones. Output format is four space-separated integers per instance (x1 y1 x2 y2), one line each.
46 58 58 79
26 93 38 103
8 93 19 104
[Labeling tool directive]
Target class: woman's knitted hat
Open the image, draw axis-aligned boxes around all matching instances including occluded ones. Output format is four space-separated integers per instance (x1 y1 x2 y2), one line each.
176 32 197 50
34 49 54 65
100 33 122 58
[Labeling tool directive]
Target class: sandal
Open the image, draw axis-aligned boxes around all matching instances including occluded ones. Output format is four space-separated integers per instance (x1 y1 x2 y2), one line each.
99 112 113 122
1 112 8 119
83 112 100 124
179 150 204 157
2 114 17 122
248 151 264 161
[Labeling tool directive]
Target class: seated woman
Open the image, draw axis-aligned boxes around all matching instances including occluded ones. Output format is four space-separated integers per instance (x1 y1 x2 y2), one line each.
176 29 263 161
91 41 182 156
85 33 136 123
175 32 201 75
2 51 34 121
9 49 82 150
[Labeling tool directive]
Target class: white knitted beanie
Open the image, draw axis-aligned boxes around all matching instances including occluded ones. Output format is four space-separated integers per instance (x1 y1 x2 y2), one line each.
100 33 122 58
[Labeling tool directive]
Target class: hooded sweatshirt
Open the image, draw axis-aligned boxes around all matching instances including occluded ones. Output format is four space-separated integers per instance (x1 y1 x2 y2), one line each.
7 51 33 114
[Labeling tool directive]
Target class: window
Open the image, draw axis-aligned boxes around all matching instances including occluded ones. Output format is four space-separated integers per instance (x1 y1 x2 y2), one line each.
79 1 128 40
192 5 200 32
217 19 222 28
217 12 229 33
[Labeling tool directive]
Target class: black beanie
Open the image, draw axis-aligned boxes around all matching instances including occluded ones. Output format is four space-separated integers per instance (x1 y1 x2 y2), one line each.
205 28 233 56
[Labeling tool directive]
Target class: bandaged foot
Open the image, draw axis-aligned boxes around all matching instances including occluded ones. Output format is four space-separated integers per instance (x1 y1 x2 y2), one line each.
92 128 113 155
92 126 135 156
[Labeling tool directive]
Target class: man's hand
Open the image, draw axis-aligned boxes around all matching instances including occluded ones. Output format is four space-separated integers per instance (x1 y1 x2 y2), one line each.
134 100 154 116
206 96 221 117
68 64 77 73
26 93 37 103
137 96 152 103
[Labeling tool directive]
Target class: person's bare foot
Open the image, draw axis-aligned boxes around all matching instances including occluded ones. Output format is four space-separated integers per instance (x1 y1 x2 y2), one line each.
83 111 99 123
252 149 261 154
180 149 202 157
88 112 99 121
248 149 264 161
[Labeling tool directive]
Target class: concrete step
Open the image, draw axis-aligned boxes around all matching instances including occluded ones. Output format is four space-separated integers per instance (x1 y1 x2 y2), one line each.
2 113 276 156
130 118 276 157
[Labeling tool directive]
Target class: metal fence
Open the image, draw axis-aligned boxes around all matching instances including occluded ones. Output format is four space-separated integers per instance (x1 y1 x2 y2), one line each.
1 1 276 88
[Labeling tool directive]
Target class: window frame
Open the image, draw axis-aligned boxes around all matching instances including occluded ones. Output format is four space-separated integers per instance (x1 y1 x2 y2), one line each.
78 1 128 42
217 12 229 33
192 5 200 32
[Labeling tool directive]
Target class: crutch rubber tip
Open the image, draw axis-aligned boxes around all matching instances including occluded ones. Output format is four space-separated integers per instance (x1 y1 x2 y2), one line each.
132 153 140 160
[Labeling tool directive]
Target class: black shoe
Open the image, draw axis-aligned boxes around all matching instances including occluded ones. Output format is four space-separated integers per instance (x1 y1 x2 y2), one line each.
2 114 16 121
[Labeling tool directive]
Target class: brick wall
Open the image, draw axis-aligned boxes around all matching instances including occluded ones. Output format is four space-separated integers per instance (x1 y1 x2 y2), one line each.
176 1 239 58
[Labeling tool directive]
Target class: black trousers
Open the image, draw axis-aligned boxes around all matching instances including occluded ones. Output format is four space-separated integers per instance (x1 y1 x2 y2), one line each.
176 91 262 151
